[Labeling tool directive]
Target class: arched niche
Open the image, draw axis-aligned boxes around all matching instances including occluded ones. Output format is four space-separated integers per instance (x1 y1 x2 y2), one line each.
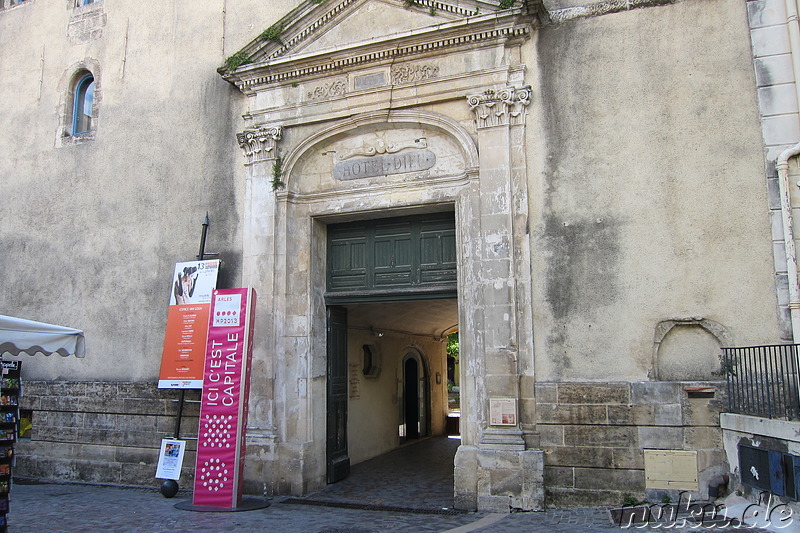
653 318 732 381
281 110 479 197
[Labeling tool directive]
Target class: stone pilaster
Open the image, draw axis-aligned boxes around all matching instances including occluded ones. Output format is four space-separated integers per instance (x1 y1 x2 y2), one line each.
237 124 283 493
456 86 543 512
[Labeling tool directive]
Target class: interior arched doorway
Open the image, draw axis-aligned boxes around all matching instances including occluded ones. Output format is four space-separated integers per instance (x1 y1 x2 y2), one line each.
401 349 429 441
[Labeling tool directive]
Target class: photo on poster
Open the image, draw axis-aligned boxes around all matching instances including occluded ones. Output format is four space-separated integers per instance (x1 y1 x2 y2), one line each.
169 260 220 306
155 438 186 481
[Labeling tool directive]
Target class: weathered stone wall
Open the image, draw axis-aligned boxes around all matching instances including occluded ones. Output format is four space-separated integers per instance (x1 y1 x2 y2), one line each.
528 0 781 385
0 1 294 383
536 381 727 506
16 381 199 488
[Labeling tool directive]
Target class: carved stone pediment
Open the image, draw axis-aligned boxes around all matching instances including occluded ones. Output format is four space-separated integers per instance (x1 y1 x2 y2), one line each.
220 0 540 94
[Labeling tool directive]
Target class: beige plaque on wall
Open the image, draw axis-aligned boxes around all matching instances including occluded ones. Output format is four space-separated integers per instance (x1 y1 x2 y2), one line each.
644 449 699 490
489 398 517 426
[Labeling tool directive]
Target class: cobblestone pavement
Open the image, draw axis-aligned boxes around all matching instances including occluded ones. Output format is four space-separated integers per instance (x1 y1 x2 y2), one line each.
7 438 778 532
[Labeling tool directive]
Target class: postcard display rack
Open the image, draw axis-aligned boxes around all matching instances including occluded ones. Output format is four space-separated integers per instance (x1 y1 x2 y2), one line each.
0 361 20 532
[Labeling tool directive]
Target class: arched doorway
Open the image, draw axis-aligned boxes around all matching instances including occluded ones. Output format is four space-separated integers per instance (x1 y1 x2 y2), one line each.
402 350 428 441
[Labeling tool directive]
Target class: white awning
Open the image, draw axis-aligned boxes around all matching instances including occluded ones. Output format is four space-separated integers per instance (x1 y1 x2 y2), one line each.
0 315 85 357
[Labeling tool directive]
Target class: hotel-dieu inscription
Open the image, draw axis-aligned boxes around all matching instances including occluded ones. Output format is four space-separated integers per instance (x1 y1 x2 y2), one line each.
333 149 436 180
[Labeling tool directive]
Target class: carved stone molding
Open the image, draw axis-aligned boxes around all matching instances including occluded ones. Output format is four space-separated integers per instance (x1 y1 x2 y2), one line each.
237 125 283 165
467 86 532 129
337 138 427 160
68 2 106 45
226 23 530 93
391 63 439 85
306 78 347 101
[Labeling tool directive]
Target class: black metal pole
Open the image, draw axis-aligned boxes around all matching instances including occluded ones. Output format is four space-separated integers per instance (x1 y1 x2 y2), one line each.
173 214 210 440
197 212 210 261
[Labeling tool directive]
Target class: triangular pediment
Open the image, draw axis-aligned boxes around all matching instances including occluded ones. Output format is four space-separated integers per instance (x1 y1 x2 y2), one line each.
231 0 523 65
221 0 541 92
293 0 461 57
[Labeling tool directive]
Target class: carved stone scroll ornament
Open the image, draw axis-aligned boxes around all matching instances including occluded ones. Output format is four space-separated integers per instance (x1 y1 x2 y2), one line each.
236 125 283 165
306 78 347 101
337 137 427 161
391 63 439 85
467 86 532 129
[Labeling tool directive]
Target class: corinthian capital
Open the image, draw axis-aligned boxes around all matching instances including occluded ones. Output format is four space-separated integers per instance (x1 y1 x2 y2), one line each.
236 125 283 165
467 86 532 129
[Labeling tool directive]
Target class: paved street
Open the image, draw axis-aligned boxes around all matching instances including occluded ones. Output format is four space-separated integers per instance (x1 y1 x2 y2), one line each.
7 438 776 532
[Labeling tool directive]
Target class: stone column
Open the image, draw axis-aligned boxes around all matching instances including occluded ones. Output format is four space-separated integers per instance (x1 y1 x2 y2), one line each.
236 124 283 494
455 87 544 512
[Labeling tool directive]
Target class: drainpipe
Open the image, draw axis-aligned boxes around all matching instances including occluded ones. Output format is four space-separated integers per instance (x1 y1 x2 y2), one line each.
776 0 800 342
777 142 800 343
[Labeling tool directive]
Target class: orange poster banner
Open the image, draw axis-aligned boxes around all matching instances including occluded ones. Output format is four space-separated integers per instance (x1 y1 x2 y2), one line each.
158 260 220 389
159 304 211 388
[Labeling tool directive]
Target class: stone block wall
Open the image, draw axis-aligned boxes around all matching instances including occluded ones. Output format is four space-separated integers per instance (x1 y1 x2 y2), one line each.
721 413 800 517
14 378 730 504
16 381 199 488
536 381 727 507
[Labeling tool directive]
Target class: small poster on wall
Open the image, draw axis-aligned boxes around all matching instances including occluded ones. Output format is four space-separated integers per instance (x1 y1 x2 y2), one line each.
489 398 517 426
348 363 360 400
155 438 187 481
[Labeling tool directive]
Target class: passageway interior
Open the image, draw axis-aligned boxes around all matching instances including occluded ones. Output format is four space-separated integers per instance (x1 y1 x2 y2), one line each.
323 299 460 508
308 437 461 511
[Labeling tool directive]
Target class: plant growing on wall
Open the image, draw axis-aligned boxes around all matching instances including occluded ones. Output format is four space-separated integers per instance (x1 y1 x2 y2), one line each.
260 22 285 45
499 0 515 8
272 156 284 190
223 51 252 72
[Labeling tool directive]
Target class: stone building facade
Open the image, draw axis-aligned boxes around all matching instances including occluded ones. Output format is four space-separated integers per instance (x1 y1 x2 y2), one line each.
0 0 791 511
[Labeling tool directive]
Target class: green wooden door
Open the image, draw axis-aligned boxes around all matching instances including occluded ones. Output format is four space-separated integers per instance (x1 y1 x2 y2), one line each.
327 213 456 303
326 305 350 483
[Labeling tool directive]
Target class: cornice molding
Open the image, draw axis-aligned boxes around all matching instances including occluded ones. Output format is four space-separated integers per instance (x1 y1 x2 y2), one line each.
223 13 532 94
246 0 527 65
546 0 675 23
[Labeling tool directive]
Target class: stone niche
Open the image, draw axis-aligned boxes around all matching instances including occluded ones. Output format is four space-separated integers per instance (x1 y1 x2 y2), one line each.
654 320 728 381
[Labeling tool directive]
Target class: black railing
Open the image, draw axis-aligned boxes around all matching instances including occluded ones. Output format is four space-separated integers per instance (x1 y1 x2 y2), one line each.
723 344 800 420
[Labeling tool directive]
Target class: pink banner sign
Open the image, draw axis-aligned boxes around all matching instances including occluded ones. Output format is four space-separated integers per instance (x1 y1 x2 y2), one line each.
192 288 256 508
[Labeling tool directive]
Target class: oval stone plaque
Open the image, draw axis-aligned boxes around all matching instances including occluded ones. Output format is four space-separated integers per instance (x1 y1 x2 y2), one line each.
333 149 436 180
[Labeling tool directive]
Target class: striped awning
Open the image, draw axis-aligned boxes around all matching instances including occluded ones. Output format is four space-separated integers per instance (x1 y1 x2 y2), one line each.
0 315 85 357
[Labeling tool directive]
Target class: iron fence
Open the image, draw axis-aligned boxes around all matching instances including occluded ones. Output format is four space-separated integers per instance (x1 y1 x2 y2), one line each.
723 344 800 420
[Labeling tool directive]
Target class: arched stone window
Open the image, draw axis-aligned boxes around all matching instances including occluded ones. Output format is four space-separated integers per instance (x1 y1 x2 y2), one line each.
58 64 100 145
3 0 29 9
71 73 95 135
